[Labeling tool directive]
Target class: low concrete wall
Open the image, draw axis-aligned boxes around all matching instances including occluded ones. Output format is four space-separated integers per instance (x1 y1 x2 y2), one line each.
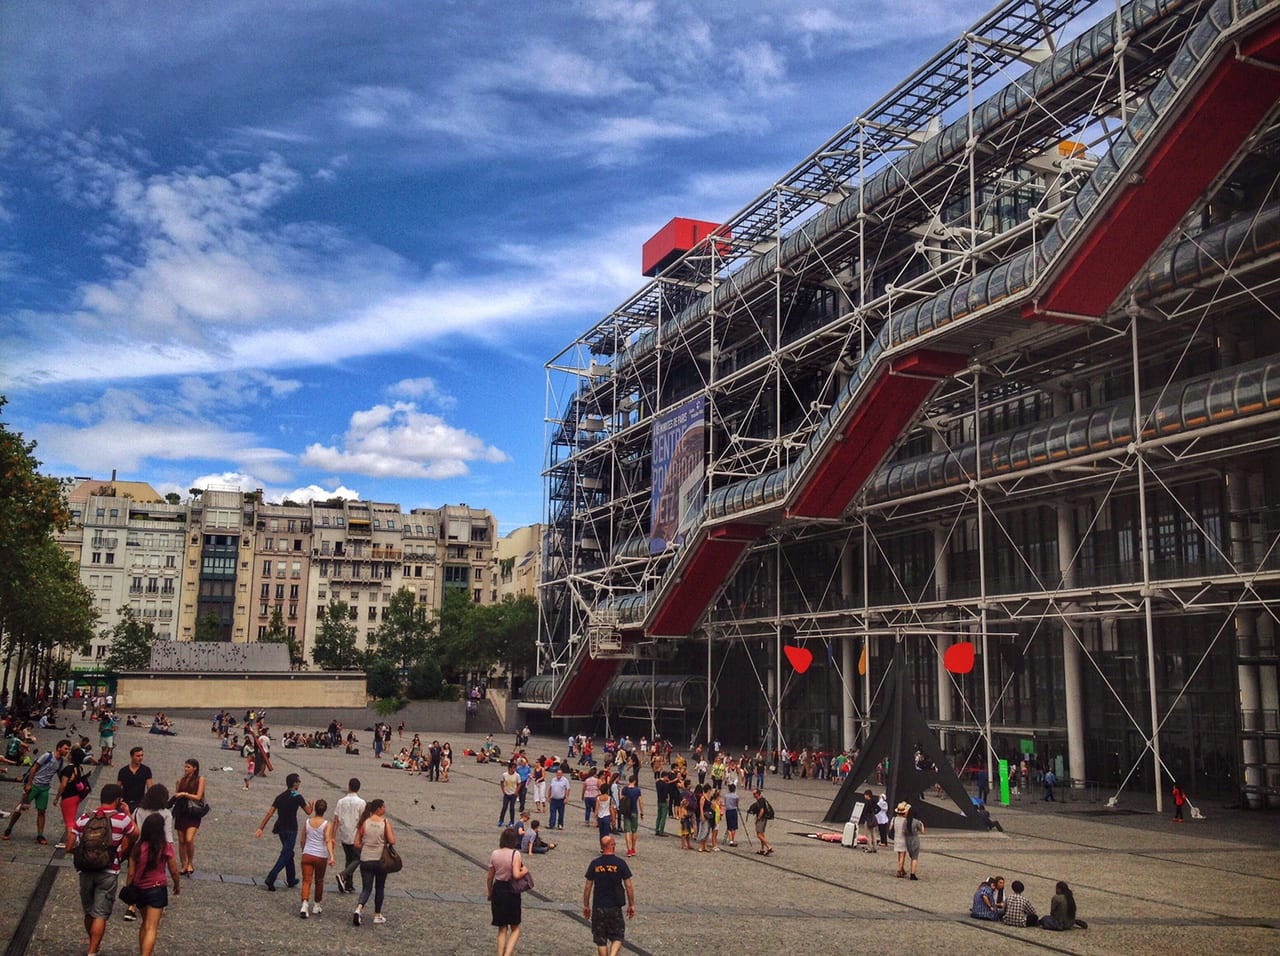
117 671 367 710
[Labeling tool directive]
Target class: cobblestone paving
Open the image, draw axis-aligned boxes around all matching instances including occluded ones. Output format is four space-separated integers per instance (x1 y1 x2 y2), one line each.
3 713 1278 955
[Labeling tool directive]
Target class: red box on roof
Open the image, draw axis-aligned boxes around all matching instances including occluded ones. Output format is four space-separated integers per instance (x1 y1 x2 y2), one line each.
642 217 728 277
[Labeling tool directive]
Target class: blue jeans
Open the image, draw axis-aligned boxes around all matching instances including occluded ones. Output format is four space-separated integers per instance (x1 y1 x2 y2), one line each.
266 830 297 886
499 793 517 825
584 795 596 822
549 797 566 829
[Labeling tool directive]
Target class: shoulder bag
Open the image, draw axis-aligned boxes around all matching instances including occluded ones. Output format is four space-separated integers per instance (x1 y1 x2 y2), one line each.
380 843 403 873
509 849 533 893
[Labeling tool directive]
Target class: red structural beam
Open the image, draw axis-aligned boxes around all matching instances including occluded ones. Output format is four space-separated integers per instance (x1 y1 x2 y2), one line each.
646 523 767 636
1029 21 1280 321
788 350 966 518
551 654 622 717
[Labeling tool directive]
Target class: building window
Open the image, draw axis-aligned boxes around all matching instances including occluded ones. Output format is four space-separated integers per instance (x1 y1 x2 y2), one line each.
109 508 119 518
275 584 284 600
293 539 302 551
287 626 296 639
260 583 270 598
260 603 269 617
348 605 358 620
165 555 176 568
368 606 377 621
288 604 297 620
92 552 102 564
105 553 115 564
292 562 301 578
262 560 272 575
289 584 299 599
473 589 482 602
258 626 267 639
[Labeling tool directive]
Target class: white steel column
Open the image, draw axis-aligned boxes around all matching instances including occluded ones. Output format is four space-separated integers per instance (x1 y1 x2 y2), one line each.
1058 503 1086 786
1131 319 1164 813
841 538 858 751
1229 470 1263 805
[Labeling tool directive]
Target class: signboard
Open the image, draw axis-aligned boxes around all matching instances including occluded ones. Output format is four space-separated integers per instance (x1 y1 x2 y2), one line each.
650 395 706 554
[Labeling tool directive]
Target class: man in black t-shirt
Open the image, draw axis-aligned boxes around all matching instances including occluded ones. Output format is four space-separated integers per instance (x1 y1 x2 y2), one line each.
116 747 153 810
583 835 635 956
254 772 312 890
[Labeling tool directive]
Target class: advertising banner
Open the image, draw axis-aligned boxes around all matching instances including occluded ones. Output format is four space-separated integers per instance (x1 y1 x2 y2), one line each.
649 395 705 554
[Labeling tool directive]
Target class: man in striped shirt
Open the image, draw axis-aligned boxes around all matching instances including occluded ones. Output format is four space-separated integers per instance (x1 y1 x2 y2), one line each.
72 783 138 956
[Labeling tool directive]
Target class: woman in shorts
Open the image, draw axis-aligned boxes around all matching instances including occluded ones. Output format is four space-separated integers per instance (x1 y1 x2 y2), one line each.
130 812 181 956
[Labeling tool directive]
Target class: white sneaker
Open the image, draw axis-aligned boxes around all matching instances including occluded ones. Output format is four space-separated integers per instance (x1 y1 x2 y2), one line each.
300 903 309 919
372 914 386 924
310 902 322 915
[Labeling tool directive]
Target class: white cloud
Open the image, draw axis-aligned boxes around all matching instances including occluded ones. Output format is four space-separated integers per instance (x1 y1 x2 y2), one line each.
300 401 508 480
388 377 456 409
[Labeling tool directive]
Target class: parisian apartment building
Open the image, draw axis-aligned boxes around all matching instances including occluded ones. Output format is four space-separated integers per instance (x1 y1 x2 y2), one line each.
57 477 528 673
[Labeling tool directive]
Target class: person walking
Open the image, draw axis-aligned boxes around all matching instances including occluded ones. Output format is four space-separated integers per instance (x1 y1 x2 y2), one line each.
594 773 615 843
900 802 925 879
1042 767 1057 802
125 784 175 923
3 737 70 844
255 772 312 891
334 777 366 894
172 758 206 875
745 788 774 855
298 798 335 918
56 746 93 851
618 776 643 857
116 747 153 812
722 783 740 846
127 812 180 956
353 798 396 925
1172 782 1186 823
486 826 528 956
583 834 635 956
581 768 600 825
71 783 138 956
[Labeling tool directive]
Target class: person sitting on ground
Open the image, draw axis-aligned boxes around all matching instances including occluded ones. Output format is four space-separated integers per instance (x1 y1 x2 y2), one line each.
1002 880 1039 927
971 875 1004 920
973 801 1004 832
520 819 556 854
1040 880 1087 930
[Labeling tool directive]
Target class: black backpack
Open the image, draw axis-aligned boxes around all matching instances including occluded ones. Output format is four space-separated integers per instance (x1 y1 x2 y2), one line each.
763 800 775 820
73 810 115 872
618 791 632 815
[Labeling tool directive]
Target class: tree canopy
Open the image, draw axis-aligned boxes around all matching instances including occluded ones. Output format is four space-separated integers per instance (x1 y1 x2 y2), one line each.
369 587 435 672
103 607 157 672
312 600 363 670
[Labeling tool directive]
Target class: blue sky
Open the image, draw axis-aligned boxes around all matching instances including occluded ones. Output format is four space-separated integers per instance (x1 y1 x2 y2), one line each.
0 0 970 531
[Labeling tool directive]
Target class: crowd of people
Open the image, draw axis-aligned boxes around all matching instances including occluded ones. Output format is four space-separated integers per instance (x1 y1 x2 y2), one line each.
0 687 1106 955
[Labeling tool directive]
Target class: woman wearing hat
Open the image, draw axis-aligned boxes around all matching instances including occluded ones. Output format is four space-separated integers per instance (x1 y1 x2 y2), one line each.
891 802 925 879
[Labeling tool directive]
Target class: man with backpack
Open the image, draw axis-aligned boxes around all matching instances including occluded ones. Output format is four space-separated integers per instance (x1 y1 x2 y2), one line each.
618 776 643 858
745 788 774 856
3 737 71 844
72 782 138 956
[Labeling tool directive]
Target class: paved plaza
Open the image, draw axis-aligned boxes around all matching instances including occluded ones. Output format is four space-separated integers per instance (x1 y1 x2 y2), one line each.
3 712 1278 955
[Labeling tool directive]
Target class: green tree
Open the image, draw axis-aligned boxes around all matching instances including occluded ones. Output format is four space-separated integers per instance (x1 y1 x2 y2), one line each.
259 605 301 664
312 600 363 670
0 400 81 696
369 587 434 672
488 595 539 675
164 492 181 505
436 588 481 676
405 656 444 699
103 607 157 672
194 612 222 642
365 657 400 699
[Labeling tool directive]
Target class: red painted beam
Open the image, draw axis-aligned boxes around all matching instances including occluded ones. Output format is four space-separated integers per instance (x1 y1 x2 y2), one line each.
551 654 622 717
789 350 965 518
1031 22 1280 320
647 536 752 636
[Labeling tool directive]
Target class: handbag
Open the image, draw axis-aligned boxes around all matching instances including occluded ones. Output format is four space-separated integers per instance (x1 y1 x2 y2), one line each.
509 849 533 894
118 882 140 905
380 843 403 874
184 799 211 820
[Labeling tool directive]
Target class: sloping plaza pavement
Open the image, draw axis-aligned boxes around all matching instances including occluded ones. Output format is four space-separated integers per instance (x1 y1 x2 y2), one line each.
2 712 1277 955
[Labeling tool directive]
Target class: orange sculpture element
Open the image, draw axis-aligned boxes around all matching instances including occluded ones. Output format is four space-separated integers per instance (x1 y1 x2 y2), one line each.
943 642 975 674
784 644 814 674
858 645 867 676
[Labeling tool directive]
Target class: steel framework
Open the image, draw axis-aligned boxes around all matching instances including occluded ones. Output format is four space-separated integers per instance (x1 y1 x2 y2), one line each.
540 0 1280 809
